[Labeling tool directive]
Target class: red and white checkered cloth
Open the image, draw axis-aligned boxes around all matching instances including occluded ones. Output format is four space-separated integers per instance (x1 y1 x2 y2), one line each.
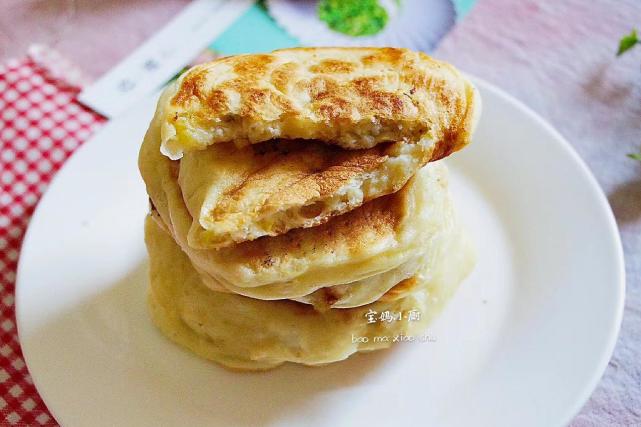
0 46 105 426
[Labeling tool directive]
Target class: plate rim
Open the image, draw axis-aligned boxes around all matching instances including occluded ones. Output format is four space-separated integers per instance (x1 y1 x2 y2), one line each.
15 76 626 426
472 77 625 425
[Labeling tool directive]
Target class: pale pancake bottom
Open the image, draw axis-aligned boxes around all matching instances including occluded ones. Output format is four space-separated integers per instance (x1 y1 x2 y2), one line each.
145 216 475 371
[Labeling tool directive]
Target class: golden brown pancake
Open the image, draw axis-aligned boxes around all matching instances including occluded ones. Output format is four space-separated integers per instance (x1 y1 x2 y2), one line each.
191 249 425 308
139 107 453 296
179 136 433 248
145 215 473 371
158 47 480 159
296 222 474 309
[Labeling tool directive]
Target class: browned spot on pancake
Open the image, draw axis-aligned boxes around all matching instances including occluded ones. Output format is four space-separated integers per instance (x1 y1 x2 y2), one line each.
365 91 405 117
232 54 273 77
303 77 354 119
169 160 180 180
239 88 270 117
361 47 405 66
400 68 428 92
316 97 351 120
210 139 393 221
379 276 419 302
270 91 294 113
270 62 298 93
307 76 340 101
171 69 208 107
299 201 325 219
351 76 378 94
220 186 401 270
277 144 388 203
351 77 405 116
432 79 456 113
426 78 466 159
431 127 460 161
315 286 345 309
204 89 229 115
218 77 243 92
309 60 355 74
248 88 268 105
283 294 356 318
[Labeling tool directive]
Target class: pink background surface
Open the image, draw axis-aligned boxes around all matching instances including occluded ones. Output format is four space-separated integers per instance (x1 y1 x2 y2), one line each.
1 0 640 425
1 0 189 78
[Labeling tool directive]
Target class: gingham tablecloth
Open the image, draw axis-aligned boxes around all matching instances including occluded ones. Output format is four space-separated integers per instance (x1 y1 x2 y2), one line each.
0 47 104 426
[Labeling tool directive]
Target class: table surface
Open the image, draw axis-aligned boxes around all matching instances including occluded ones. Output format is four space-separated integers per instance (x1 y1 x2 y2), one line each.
1 0 640 425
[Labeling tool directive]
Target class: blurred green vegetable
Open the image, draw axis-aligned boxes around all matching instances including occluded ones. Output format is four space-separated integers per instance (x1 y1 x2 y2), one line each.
617 29 639 56
318 0 389 37
616 29 640 161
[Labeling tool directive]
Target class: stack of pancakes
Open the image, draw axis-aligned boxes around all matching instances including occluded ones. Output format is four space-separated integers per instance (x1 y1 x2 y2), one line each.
139 47 480 371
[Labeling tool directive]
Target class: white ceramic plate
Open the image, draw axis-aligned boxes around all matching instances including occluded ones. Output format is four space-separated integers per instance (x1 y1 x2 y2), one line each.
16 79 624 427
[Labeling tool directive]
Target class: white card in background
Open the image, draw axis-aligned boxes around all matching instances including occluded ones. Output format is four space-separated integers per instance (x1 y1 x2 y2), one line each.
78 0 254 119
